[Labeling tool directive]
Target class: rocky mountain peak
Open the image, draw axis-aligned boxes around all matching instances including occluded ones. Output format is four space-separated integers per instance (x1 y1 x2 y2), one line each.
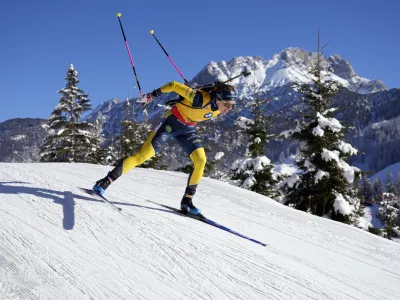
327 54 356 80
191 47 387 95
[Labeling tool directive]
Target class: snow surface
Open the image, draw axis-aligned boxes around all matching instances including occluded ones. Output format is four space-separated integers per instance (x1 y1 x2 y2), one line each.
1 163 400 300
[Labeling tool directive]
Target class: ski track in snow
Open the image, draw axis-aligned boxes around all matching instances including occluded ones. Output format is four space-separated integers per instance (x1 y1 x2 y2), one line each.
1 163 400 300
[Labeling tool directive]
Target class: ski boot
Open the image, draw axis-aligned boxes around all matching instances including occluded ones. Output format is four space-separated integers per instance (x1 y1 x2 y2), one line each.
93 161 123 196
93 175 112 196
180 194 201 216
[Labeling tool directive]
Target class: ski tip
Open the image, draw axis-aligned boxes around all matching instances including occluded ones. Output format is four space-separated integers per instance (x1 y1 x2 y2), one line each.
117 12 121 17
150 29 154 35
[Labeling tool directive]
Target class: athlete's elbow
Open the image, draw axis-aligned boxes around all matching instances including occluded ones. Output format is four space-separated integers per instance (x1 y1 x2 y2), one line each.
160 81 178 92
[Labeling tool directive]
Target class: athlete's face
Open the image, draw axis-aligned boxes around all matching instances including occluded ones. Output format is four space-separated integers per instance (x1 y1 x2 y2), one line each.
216 100 235 115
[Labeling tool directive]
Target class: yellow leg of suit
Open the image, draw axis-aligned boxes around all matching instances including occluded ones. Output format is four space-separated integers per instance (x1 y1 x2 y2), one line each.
188 148 207 186
122 132 156 174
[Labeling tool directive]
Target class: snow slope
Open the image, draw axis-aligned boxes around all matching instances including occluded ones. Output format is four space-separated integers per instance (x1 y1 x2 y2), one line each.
1 163 400 300
369 161 400 184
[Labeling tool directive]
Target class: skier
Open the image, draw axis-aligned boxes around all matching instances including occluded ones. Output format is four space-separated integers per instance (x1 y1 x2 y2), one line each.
93 81 237 215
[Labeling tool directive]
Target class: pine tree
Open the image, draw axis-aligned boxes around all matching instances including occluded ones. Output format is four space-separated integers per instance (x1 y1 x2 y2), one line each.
203 151 226 179
279 32 361 223
396 173 400 197
97 138 118 165
40 64 100 163
385 172 398 195
359 175 374 205
377 192 400 239
372 178 384 202
230 96 279 197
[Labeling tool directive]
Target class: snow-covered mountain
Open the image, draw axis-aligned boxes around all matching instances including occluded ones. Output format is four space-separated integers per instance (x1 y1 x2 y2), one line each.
84 98 126 136
0 118 48 162
191 48 387 96
1 163 400 300
369 162 400 183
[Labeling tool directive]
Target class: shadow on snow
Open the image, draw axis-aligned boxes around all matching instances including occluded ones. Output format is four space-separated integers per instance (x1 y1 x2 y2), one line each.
0 182 177 230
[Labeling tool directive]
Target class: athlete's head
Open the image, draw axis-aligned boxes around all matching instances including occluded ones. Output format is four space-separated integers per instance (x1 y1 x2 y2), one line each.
209 83 237 115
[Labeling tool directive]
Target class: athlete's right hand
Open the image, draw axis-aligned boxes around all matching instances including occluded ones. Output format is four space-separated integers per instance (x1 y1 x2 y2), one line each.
136 93 152 106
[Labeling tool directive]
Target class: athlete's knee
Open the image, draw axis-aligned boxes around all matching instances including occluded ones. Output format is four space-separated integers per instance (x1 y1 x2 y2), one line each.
191 148 207 168
136 146 155 163
122 141 155 174
197 155 206 169
136 142 156 162
188 149 206 187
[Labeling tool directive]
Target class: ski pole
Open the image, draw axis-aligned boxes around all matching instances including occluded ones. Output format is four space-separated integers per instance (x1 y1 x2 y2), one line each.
117 13 143 95
150 30 191 87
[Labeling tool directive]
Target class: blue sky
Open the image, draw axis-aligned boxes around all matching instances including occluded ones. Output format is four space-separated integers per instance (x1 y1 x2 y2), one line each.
1 0 399 122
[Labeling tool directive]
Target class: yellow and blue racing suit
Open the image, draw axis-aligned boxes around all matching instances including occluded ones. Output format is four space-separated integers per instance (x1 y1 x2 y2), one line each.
109 81 221 196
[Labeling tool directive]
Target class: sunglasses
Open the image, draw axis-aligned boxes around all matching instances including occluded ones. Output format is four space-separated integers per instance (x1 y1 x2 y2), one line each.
222 101 235 109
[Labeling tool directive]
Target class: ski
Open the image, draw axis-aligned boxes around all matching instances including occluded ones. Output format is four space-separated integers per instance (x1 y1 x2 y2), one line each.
79 188 122 212
148 201 266 247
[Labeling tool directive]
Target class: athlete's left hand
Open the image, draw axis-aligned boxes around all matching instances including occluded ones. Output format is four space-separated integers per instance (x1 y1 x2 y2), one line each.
136 93 152 105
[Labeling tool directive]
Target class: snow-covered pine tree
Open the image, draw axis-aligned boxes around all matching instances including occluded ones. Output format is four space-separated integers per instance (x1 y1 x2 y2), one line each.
40 64 100 163
97 137 118 165
204 151 226 179
396 173 400 197
359 175 374 205
372 178 384 202
116 100 145 159
278 34 361 223
230 96 279 197
385 172 398 195
377 192 400 239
